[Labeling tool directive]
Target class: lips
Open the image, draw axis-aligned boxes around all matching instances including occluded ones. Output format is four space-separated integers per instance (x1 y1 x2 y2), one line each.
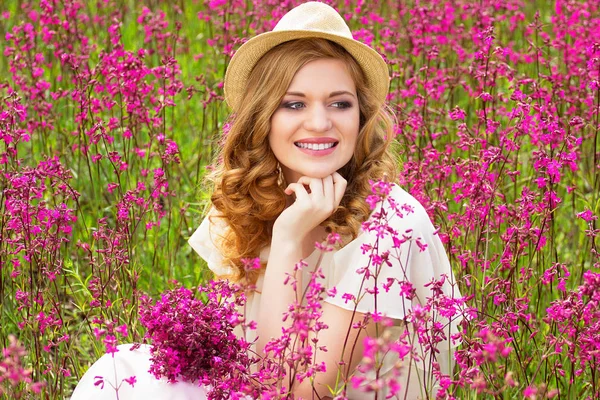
292 136 339 157
294 137 339 151
295 142 338 150
294 137 338 144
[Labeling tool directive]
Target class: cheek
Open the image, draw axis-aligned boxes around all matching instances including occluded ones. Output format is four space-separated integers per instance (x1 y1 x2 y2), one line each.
345 122 360 155
267 117 278 145
269 114 286 143
347 108 360 132
267 129 286 162
345 115 360 145
267 135 280 161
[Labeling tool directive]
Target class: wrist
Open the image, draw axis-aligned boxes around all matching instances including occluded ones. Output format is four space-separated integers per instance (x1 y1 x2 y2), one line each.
270 235 303 254
272 225 305 246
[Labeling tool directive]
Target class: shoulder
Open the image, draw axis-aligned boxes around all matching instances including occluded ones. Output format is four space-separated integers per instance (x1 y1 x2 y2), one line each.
387 183 428 214
369 183 436 237
188 208 235 276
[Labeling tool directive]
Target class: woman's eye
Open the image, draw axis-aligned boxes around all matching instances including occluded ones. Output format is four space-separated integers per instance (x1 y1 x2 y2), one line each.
283 102 304 110
333 101 352 109
281 101 352 110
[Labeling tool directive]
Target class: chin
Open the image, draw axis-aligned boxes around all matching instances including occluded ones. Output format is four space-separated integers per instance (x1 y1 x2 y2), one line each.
301 168 338 179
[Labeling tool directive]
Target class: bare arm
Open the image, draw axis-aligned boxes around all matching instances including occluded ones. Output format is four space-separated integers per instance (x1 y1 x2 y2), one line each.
257 236 376 398
255 173 379 398
292 302 377 398
256 241 303 354
257 173 345 360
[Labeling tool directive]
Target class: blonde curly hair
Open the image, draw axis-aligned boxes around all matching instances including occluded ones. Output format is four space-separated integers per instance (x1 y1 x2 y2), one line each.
207 38 398 284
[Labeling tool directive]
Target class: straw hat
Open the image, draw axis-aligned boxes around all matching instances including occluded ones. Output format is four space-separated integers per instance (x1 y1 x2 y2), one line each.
223 1 390 111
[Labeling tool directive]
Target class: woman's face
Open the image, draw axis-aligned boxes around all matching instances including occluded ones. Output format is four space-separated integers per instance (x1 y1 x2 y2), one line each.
269 58 360 184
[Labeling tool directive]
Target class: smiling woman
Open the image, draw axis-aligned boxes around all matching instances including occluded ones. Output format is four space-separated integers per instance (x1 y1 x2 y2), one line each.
270 58 360 183
71 2 462 399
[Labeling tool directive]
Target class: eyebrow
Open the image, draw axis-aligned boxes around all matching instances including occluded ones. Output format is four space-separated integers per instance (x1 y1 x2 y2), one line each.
285 90 356 98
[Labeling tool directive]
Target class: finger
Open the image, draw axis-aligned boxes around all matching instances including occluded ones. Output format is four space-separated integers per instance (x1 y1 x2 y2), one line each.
297 176 324 200
332 172 347 206
323 174 334 206
284 182 311 204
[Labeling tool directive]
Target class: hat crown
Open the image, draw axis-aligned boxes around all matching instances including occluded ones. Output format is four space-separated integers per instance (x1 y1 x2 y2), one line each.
224 1 389 111
273 2 353 39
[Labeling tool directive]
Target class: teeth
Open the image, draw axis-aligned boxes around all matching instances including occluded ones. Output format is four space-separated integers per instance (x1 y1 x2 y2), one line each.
296 142 336 150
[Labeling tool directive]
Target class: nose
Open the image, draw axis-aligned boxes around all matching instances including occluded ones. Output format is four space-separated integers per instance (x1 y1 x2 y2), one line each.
303 105 332 132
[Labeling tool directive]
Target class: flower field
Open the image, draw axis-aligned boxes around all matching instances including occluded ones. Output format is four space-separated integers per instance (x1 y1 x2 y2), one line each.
0 0 599 399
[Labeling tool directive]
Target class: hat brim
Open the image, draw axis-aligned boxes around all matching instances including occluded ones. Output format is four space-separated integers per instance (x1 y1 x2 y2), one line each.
224 30 390 111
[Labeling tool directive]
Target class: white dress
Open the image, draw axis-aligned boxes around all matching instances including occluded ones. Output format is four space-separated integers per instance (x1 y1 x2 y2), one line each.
71 184 462 400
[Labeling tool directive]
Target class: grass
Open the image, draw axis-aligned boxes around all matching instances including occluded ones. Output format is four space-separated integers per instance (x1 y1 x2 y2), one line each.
1 0 599 398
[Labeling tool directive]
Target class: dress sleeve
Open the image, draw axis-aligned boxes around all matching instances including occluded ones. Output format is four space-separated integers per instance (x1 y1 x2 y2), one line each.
188 210 235 276
324 185 463 335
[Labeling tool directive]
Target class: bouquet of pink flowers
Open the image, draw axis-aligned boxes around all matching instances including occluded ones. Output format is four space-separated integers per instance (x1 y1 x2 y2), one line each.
138 281 259 400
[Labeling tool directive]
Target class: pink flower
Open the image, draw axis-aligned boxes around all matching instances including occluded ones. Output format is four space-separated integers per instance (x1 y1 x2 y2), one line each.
449 106 466 120
93 376 104 389
523 385 537 398
577 209 596 222
208 0 227 9
123 376 136 387
139 282 256 399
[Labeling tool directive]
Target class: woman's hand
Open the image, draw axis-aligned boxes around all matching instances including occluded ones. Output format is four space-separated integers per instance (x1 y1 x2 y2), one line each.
273 172 347 243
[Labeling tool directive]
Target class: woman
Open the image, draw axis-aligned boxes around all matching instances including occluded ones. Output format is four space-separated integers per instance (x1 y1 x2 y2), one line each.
72 2 462 399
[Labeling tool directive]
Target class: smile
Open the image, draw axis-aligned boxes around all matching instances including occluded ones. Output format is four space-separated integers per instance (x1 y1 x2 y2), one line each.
294 142 338 151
